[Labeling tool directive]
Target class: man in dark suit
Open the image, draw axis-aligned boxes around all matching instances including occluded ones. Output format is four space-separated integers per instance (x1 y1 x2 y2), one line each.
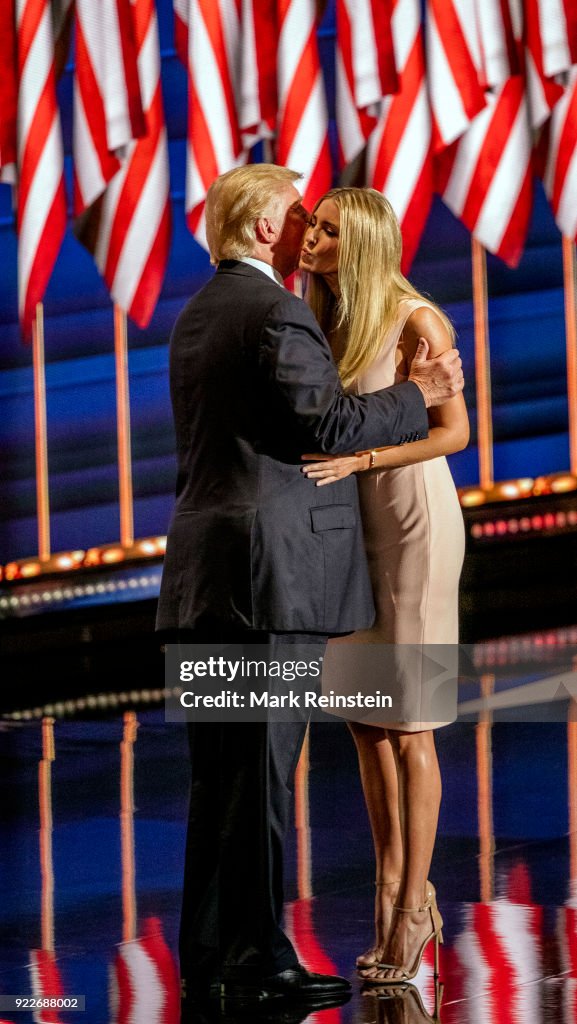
157 165 464 1012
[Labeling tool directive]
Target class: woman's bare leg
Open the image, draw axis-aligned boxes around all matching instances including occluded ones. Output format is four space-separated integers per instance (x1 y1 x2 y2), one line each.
348 721 403 966
375 729 442 981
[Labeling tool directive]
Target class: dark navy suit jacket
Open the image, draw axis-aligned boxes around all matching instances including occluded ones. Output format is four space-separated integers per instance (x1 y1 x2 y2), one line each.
156 260 428 634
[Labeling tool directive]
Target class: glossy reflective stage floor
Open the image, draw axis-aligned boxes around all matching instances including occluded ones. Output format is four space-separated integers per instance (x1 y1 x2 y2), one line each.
2 660 577 1024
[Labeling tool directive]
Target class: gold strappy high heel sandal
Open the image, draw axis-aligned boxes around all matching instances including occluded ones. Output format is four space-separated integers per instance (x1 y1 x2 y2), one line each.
357 880 435 976
365 885 443 984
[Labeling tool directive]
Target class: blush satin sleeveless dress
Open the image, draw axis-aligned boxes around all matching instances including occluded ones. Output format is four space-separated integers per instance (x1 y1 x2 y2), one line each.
321 299 465 731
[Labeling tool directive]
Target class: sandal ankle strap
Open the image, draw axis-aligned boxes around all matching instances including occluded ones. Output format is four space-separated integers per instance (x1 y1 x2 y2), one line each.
393 893 433 913
375 879 401 887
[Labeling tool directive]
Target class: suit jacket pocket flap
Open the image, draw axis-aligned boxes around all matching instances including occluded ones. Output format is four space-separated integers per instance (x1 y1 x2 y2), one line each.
310 504 356 532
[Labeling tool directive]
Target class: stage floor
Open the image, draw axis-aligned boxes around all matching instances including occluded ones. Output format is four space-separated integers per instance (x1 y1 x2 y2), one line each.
1 657 576 1024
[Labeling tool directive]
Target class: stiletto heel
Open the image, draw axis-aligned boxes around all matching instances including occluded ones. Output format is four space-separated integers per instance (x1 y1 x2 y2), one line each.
364 884 444 984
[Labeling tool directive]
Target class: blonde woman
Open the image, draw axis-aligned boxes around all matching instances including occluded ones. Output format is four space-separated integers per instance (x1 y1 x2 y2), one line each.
299 188 468 985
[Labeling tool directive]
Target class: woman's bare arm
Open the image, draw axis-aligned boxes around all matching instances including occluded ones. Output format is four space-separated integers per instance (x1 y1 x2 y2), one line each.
301 307 469 485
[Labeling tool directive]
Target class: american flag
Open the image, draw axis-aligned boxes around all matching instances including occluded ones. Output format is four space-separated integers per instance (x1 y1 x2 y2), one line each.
14 0 68 337
176 0 246 247
366 0 432 273
540 0 577 239
239 0 277 148
0 3 17 183
335 0 398 169
73 0 144 216
425 0 486 153
436 0 534 268
77 0 171 328
543 67 577 239
524 0 565 130
275 0 332 211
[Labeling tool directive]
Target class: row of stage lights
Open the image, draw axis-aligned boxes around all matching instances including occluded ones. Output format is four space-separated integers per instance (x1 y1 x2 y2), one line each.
0 571 162 613
3 686 183 722
0 536 166 583
1 472 577 583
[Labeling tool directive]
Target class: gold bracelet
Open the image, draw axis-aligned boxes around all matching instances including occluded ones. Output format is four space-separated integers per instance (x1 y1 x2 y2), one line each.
369 450 378 469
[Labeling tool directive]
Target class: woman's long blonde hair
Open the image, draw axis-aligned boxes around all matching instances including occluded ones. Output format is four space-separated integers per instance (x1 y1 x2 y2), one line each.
306 187 454 388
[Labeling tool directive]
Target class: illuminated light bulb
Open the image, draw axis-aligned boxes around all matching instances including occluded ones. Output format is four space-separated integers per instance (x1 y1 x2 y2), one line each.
508 519 519 533
102 547 125 564
139 540 156 556
21 562 41 578
471 524 483 538
550 474 577 493
459 488 486 507
156 536 167 553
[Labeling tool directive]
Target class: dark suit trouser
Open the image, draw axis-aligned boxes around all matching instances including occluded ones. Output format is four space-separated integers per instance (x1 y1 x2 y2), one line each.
177 626 327 996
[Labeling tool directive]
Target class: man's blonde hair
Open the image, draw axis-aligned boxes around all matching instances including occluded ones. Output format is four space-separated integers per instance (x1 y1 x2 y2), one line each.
306 187 455 387
205 164 303 264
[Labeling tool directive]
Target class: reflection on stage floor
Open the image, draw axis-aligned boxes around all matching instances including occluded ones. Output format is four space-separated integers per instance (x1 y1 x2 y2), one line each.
2 638 577 1024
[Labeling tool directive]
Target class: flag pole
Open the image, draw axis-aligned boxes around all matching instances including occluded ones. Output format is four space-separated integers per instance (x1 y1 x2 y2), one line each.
39 717 56 951
120 711 138 943
471 240 494 490
32 303 51 561
562 237 577 474
114 305 134 548
294 728 312 901
476 674 495 902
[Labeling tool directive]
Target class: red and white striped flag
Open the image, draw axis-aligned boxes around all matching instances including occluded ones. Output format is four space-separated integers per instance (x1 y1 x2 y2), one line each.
0 4 17 183
455 898 543 1023
29 949 66 1024
425 0 486 153
14 0 67 337
543 66 577 239
177 0 246 247
436 0 534 268
524 0 565 130
109 918 180 1024
528 0 576 79
275 0 332 211
73 0 144 216
78 0 171 327
239 0 278 148
335 0 398 169
366 0 433 273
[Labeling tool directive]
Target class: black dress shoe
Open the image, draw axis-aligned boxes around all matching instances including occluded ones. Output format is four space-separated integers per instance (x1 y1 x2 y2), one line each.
220 964 351 1004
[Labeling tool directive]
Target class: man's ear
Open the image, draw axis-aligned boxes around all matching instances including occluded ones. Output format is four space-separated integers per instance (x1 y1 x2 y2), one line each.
255 216 278 244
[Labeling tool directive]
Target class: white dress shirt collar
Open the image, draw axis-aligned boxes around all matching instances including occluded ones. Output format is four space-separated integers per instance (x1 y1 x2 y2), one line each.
240 256 284 287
